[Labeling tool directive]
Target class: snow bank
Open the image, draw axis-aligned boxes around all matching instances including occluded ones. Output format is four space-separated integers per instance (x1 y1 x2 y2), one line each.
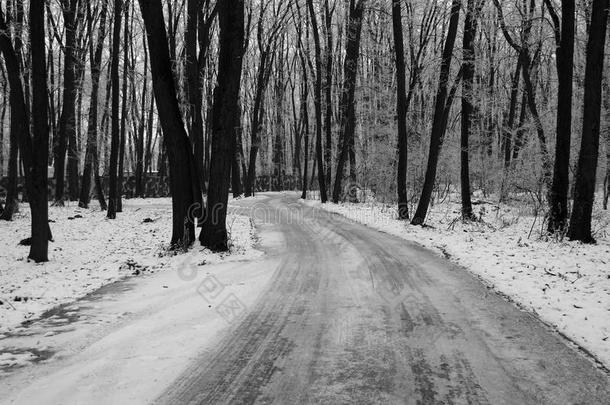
0 198 260 335
305 193 610 369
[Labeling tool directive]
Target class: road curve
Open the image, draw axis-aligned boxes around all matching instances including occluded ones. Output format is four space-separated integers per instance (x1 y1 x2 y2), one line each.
156 193 610 405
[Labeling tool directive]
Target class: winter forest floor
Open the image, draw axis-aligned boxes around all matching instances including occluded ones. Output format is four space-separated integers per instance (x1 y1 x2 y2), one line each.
0 198 261 349
304 190 610 369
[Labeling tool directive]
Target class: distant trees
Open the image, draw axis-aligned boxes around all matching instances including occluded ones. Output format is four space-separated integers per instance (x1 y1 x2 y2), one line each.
0 0 609 259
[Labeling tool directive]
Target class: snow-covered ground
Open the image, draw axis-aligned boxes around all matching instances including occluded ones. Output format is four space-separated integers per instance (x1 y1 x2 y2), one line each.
0 198 261 337
304 192 610 369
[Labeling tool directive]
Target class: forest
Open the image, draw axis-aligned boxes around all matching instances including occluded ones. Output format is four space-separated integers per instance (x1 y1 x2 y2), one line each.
0 0 609 262
1 0 610 400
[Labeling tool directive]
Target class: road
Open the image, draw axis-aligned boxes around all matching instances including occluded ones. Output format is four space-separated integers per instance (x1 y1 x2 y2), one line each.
1 193 609 404
158 193 609 404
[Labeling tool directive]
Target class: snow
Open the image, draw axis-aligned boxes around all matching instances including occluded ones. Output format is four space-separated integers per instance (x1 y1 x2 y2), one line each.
304 192 610 369
0 198 262 337
0 242 276 404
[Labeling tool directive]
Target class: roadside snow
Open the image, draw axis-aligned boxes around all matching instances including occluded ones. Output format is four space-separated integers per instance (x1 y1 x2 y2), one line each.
0 198 261 335
304 193 610 369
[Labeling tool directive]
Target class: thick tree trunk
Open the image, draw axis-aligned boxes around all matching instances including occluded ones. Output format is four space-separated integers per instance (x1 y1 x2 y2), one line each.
107 0 123 219
29 0 51 262
411 0 461 225
568 0 608 243
140 0 203 247
200 0 244 251
332 0 365 203
392 0 408 220
548 0 575 233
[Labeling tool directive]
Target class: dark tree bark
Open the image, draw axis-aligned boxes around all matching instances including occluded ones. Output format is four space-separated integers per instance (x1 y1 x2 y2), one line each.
29 0 51 261
117 0 131 213
392 0 408 220
0 65 6 179
272 40 285 189
568 0 608 243
547 0 575 233
296 24 310 200
107 0 123 219
460 0 481 221
200 0 244 251
603 76 610 210
323 0 333 194
80 1 108 209
0 7 23 221
307 0 327 202
185 0 205 195
140 0 203 247
55 0 80 204
411 0 461 225
332 0 365 203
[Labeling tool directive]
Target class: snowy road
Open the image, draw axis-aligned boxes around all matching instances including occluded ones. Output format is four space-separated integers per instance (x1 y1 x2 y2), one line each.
1 193 609 404
159 193 610 404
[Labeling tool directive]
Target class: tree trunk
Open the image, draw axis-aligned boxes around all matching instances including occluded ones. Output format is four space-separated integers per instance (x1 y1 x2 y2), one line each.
411 0 461 225
107 0 123 219
55 0 79 205
200 0 244 251
307 0 326 202
140 0 203 247
603 71 610 210
332 0 365 203
568 0 608 243
245 49 273 197
135 34 148 198
0 8 23 221
80 2 108 209
324 0 333 194
460 0 479 221
117 1 130 213
548 0 575 233
29 0 51 262
231 105 243 198
186 0 205 195
392 0 408 219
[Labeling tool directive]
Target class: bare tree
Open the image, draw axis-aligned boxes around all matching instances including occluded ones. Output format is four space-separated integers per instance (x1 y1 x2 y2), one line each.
568 0 609 243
